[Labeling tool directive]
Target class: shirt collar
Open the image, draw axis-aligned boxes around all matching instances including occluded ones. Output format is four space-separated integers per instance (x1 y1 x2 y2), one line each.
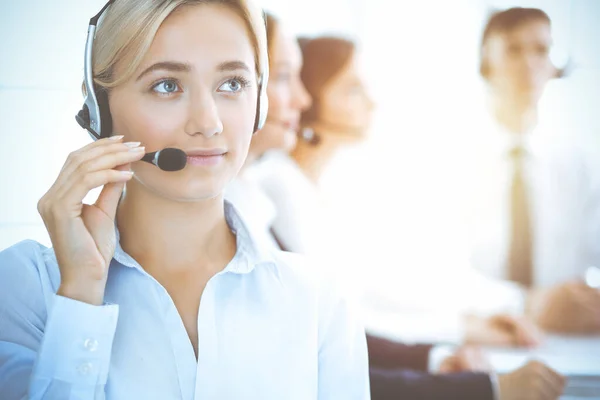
474 104 540 159
112 200 276 275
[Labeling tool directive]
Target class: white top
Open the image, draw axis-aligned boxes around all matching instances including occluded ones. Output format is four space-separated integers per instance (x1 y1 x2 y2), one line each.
0 202 370 400
454 108 600 289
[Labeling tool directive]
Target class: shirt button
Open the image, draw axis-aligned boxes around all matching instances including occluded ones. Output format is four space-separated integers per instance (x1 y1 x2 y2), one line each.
77 362 93 376
83 338 99 352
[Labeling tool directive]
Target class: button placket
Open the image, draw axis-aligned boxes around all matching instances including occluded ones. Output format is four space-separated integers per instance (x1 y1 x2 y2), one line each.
84 338 99 352
77 362 93 376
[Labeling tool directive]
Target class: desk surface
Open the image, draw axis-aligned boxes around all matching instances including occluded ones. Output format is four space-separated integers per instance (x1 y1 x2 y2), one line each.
485 335 600 399
485 335 600 375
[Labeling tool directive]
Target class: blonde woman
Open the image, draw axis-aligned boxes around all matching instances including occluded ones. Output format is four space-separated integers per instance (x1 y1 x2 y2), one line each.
0 1 369 399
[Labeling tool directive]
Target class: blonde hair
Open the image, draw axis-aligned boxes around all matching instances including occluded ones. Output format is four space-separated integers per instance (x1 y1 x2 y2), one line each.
91 0 268 90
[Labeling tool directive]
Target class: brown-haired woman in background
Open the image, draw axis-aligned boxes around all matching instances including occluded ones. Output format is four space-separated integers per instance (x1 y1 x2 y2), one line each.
291 36 374 183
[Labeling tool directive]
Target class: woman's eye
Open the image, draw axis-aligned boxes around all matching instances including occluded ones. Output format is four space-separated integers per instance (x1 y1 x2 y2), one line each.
219 78 249 93
152 80 180 94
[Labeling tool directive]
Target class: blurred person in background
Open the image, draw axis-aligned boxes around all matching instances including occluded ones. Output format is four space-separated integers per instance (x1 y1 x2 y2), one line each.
291 36 375 183
225 13 318 253
226 20 566 399
454 7 600 334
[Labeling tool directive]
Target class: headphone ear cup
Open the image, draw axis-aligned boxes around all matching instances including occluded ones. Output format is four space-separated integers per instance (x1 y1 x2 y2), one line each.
95 85 113 138
76 105 90 130
76 104 101 140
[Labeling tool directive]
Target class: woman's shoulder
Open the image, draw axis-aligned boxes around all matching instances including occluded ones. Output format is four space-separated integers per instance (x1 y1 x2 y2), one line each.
0 240 60 295
265 250 322 280
0 239 55 265
259 250 348 305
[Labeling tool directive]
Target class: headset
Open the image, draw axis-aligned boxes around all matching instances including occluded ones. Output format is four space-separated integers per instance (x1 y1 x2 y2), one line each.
76 0 269 141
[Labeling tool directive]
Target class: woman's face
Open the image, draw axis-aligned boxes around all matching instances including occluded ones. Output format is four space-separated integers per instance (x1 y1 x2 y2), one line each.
318 54 374 135
249 25 311 157
109 3 258 201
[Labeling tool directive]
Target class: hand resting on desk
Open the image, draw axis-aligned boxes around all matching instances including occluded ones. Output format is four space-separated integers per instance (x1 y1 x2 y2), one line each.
498 360 566 400
528 281 600 334
465 314 543 347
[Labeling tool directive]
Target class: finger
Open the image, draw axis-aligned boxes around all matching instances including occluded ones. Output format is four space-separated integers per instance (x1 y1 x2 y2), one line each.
514 318 543 347
488 328 516 347
532 362 564 395
72 135 126 155
59 137 136 180
95 182 126 221
537 378 562 400
57 169 134 209
491 315 525 346
439 356 460 373
574 285 600 307
496 314 540 348
61 141 143 178
59 135 125 169
94 164 130 220
77 145 145 175
454 351 476 371
466 322 513 346
571 288 600 330
539 368 566 399
53 146 144 199
491 314 517 331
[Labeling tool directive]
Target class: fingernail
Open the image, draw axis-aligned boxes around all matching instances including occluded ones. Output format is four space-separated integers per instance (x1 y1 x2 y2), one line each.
120 170 134 176
109 135 125 141
129 146 145 152
124 141 141 148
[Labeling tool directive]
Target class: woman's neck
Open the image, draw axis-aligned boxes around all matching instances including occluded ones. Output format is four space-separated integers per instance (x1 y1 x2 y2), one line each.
292 122 361 183
116 182 236 275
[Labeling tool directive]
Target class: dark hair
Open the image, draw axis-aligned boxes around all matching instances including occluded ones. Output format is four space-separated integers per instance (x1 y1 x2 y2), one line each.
479 7 565 79
299 36 356 126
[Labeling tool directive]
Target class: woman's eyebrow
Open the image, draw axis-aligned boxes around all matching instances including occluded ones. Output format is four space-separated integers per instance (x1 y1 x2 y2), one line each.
136 61 191 81
217 60 252 73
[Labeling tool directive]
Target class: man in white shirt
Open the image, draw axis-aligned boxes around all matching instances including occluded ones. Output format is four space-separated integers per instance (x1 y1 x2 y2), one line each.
456 7 600 334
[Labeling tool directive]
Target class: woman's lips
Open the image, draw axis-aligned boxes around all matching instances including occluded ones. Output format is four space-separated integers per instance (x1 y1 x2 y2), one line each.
185 149 227 166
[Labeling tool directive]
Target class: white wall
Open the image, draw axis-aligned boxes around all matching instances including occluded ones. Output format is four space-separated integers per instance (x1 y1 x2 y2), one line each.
0 0 108 249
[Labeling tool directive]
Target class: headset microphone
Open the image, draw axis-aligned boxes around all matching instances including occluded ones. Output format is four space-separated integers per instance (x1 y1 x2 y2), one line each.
141 148 187 172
